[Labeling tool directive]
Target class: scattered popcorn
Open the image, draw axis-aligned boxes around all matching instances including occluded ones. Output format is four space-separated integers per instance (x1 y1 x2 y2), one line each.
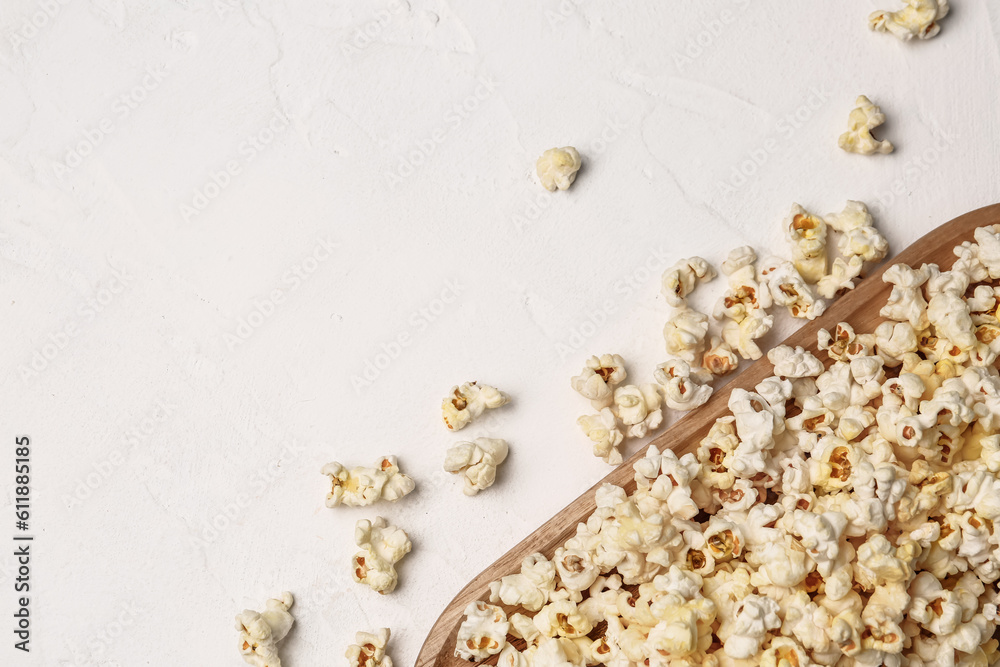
838 95 894 155
444 437 509 495
236 592 294 667
869 0 949 41
571 354 627 409
352 517 411 594
321 456 414 507
536 147 582 192
614 384 664 438
662 257 717 307
459 225 1000 667
345 628 393 667
442 381 509 431
785 204 829 283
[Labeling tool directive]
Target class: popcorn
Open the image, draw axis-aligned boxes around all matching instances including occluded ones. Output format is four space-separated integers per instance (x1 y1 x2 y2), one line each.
351 517 411 594
654 360 713 412
785 204 829 283
716 246 772 323
823 201 889 299
535 146 584 194
442 381 509 431
455 601 509 661
571 354 628 409
662 257 716 307
723 595 781 659
664 307 710 362
838 95 894 155
869 0 950 41
236 592 294 667
490 553 557 612
759 256 826 320
345 628 393 667
321 456 414 507
578 408 625 465
614 384 663 438
703 336 739 377
444 437 509 495
881 263 931 330
767 345 824 379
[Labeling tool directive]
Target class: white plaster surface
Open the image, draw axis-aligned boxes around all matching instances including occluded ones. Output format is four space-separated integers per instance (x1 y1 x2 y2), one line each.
1 0 999 665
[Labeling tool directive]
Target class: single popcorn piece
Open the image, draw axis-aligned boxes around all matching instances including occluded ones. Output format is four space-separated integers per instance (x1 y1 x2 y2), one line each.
664 306 710 362
351 517 411 594
613 384 663 438
444 438 509 495
838 95 894 155
578 408 625 465
455 601 509 661
235 592 294 667
869 0 949 41
536 147 582 192
767 345 824 379
320 456 415 507
345 628 393 667
785 204 829 283
571 354 628 409
654 359 713 411
703 336 739 376
662 257 717 307
758 256 826 320
442 381 509 431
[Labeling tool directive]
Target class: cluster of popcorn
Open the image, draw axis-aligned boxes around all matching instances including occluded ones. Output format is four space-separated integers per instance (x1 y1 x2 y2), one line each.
463 226 1000 665
441 381 512 494
574 203 888 467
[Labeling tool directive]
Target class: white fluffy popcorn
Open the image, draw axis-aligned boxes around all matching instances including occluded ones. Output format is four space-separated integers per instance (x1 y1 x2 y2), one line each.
537 147 582 191
662 257 716 307
838 95 894 155
456 601 510 661
664 307 710 362
459 224 1000 666
758 255 826 320
351 517 411 594
345 628 393 667
236 592 294 667
614 384 663 438
442 381 509 431
578 408 625 465
571 354 628 408
444 437 509 495
869 0 950 41
785 204 829 283
321 456 414 507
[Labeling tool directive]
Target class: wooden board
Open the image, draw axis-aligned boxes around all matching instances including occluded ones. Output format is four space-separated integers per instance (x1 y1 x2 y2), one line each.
415 203 1000 667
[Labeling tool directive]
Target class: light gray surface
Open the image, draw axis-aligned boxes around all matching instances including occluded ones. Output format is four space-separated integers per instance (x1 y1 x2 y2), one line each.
2 0 999 665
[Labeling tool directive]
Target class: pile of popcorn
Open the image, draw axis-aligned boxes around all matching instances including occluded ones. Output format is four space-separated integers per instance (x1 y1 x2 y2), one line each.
575 201 889 468
456 224 1000 665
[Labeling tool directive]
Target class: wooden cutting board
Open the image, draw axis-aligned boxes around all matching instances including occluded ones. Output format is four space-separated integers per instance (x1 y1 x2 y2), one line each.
415 203 1000 667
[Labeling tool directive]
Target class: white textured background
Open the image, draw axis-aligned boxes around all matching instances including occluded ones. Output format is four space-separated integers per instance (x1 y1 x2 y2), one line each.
2 0 999 665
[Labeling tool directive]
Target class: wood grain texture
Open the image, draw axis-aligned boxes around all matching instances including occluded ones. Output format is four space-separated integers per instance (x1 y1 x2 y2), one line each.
415 203 1000 667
